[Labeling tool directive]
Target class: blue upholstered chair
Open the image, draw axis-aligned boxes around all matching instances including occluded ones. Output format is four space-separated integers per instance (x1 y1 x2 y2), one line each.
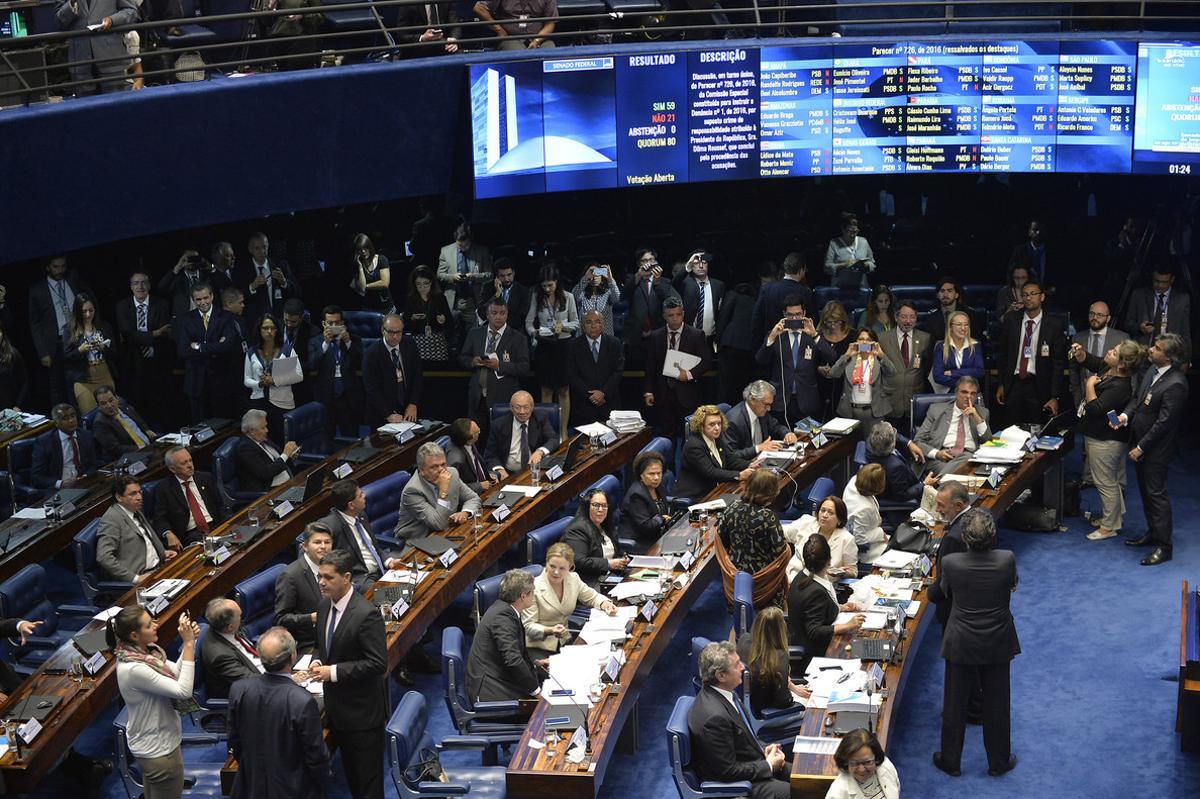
666 695 753 799
440 627 526 765
212 436 264 510
909 392 956 438
732 571 754 641
8 438 48 506
0 564 92 675
283 402 331 462
363 470 411 550
489 403 561 440
233 562 287 639
72 518 135 607
81 408 100 431
525 517 571 565
472 565 542 626
343 310 384 339
140 478 163 524
387 690 509 798
113 705 222 798
807 476 836 514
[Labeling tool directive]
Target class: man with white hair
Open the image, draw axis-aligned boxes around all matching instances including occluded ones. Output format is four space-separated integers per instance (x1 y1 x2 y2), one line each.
235 408 301 493
725 379 799 461
483 390 558 480
393 441 482 542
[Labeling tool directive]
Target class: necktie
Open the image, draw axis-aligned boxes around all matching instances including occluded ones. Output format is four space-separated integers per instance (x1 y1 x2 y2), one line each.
260 265 271 298
68 435 82 474
136 303 153 358
591 338 600 362
901 332 910 368
236 632 258 657
390 346 406 384
502 287 510 303
470 444 486 482
202 312 209 331
730 694 762 752
1155 293 1167 334
950 414 966 456
1018 319 1034 378
669 330 678 351
355 518 383 572
332 342 345 396
695 283 706 330
184 479 210 534
485 330 499 354
1090 332 1101 357
790 332 800 370
326 605 338 656
519 423 530 468
457 250 468 275
642 282 653 333
751 413 761 445
117 413 148 448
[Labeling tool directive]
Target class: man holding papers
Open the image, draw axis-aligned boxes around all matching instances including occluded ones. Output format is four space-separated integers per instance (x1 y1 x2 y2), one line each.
467 568 543 705
908 376 992 476
643 297 712 438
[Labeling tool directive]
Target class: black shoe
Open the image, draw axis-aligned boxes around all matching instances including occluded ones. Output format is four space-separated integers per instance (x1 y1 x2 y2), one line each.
1124 534 1153 547
393 667 415 686
1141 547 1172 566
932 752 961 777
407 646 442 674
988 755 1018 776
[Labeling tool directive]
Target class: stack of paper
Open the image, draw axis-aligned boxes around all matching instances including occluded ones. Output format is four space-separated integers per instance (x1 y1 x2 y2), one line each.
545 643 610 700
836 611 890 630
575 422 614 439
827 688 883 714
577 608 633 645
157 433 190 445
379 568 430 586
822 417 860 435
607 411 645 434
793 736 839 755
144 578 190 600
378 421 422 436
627 555 676 570
20 412 48 425
608 580 657 602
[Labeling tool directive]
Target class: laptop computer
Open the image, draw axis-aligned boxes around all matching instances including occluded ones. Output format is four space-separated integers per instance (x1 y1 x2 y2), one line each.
1039 410 1078 438
48 487 90 506
544 702 588 732
340 445 382 464
0 518 48 555
274 464 331 505
405 535 454 557
540 434 587 474
2 695 61 723
226 524 269 547
73 626 110 656
482 489 528 508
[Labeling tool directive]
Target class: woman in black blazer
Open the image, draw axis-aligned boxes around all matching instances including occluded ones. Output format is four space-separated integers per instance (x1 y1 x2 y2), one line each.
786 536 864 675
0 324 29 410
562 487 628 587
674 405 753 501
618 451 673 550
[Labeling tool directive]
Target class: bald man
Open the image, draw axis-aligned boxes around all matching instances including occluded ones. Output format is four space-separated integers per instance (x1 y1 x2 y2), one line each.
484 390 559 480
1070 301 1128 483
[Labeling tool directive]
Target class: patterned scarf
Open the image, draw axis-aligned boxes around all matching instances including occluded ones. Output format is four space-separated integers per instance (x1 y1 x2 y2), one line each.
114 641 201 714
851 355 873 386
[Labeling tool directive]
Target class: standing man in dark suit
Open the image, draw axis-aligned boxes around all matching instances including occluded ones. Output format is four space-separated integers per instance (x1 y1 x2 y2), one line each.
750 252 811 348
755 295 834 429
228 627 331 799
362 313 424 428
310 305 364 445
724 380 798 461
201 598 264 699
483 391 558 479
643 298 713 438
175 283 242 423
91 386 156 462
307 549 388 799
31 404 99 490
1117 333 1190 566
925 482 971 628
239 232 301 320
280 299 317 407
1123 265 1192 355
28 255 91 406
235 409 302 493
465 568 542 703
934 510 1020 779
920 277 984 345
879 301 932 434
155 445 227 549
621 248 679 368
565 310 624 429
275 522 332 654
687 640 790 799
716 282 759 405
114 271 173 417
995 280 1067 427
208 242 239 295
444 418 494 495
674 251 725 351
459 298 530 429
475 258 531 332
157 249 211 319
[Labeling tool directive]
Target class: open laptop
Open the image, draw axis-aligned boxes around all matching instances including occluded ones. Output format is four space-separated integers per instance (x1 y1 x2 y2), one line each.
482 488 529 508
274 463 331 506
340 445 382 464
73 626 110 657
539 434 587 475
1039 409 1079 438
226 524 269 547
403 535 454 557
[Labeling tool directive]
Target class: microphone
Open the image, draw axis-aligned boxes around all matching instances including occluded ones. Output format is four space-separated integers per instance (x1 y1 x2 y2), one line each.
865 679 875 736
543 668 592 755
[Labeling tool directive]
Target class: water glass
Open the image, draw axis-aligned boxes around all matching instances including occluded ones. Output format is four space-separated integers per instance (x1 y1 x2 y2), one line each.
248 508 261 528
531 464 541 487
135 588 148 608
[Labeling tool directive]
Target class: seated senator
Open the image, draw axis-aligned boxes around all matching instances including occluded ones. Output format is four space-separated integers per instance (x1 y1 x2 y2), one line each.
843 464 889 563
783 495 859 585
521 543 617 658
826 728 901 799
562 487 629 588
32 403 99 490
97 476 175 584
736 606 812 719
618 450 674 548
906 376 991 477
484 390 559 480
92 385 157 462
201 598 266 700
393 441 482 543
865 421 936 504
674 404 753 501
466 569 543 704
235 409 301 493
786 536 865 675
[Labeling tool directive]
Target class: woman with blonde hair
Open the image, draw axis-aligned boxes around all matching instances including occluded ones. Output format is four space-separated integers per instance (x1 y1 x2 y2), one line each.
675 404 753 500
931 310 984 393
521 542 617 657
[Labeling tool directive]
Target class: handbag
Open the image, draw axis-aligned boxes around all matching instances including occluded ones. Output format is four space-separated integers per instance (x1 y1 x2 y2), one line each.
404 746 448 784
413 330 449 362
1003 503 1058 532
888 520 934 555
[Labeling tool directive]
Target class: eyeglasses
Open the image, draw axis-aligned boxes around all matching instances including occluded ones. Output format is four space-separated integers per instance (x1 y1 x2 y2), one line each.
589 503 609 510
383 328 403 335
847 758 876 768
1087 311 1110 317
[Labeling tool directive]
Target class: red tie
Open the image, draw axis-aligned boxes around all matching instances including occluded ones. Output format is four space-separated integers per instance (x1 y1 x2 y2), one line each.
1018 319 1034 378
68 435 82 473
901 332 910 368
950 414 966 456
236 632 258 657
184 479 210 534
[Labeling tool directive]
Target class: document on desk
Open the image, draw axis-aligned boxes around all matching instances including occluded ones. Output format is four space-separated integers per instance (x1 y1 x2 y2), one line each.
627 555 676 570
870 550 919 570
805 657 861 678
13 506 46 520
575 422 613 438
688 498 728 512
378 420 422 436
501 484 543 497
608 580 656 601
836 611 890 631
662 351 702 378
92 606 122 622
590 606 637 624
793 736 840 756
380 568 428 586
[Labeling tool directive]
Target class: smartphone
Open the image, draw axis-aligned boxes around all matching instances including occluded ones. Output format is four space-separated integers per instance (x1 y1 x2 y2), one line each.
784 319 804 330
593 266 609 278
857 342 872 353
327 324 346 336
1107 410 1120 425
404 240 413 257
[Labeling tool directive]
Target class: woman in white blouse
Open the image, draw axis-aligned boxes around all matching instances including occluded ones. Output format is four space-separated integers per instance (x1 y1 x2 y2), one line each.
826 728 901 799
244 312 304 444
843 464 889 563
784 494 859 585
109 605 200 799
521 542 618 657
824 214 876 289
525 263 579 439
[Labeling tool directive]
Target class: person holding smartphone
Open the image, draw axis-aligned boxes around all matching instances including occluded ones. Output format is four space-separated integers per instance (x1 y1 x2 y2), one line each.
828 328 895 440
621 247 678 368
824 214 876 289
573 261 621 336
756 296 835 429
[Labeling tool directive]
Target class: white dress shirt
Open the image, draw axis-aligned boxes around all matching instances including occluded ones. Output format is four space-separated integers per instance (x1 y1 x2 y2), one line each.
1013 312 1043 376
120 504 161 571
48 276 75 336
58 430 80 486
932 405 989 456
338 510 379 573
176 477 213 531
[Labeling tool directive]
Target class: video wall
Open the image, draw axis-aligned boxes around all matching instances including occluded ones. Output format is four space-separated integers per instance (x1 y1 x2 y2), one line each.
468 40 1200 198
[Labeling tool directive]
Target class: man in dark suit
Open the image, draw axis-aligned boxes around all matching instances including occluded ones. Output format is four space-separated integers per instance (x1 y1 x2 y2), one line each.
238 232 301 320
621 248 679 368
724 380 798 461
750 252 812 347
755 295 835 429
362 313 424 428
459 298 530 428
309 305 364 444
717 282 760 405
175 282 242 423
925 482 971 628
643 298 713 438
673 251 726 349
565 310 625 429
92 386 156 462
864 420 934 503
228 626 330 799
483 391 558 479
444 418 494 494
920 277 985 344
1070 301 1130 411
155 445 227 549
995 280 1067 427
114 271 173 415
157 249 211 319
275 522 332 653
280 299 317 407
475 258 531 332
687 640 790 799
28 255 91 406
32 404 99 490
201 598 264 700
208 241 240 296
308 549 388 799
319 479 402 590
1119 333 1190 566
466 568 542 703
935 510 1020 778
235 409 302 493
1123 265 1192 355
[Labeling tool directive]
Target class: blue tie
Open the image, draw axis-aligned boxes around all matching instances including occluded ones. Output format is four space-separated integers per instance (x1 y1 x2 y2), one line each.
325 605 338 657
591 339 600 362
355 519 383 573
789 333 801 396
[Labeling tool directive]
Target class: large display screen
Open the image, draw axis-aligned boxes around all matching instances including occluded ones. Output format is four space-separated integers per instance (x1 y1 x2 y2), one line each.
469 40 1200 197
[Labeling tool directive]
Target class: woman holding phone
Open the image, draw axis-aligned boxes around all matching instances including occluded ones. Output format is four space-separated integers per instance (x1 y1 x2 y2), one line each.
829 327 896 439
573 261 621 336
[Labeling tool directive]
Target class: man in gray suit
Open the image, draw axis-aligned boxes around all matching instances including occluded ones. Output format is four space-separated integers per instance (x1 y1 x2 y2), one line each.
393 442 481 542
879 301 932 434
55 0 139 95
907 376 992 477
438 222 493 347
1070 301 1128 484
96 476 177 583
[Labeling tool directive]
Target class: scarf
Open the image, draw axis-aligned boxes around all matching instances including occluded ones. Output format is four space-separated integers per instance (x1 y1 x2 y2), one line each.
851 355 873 386
114 641 201 714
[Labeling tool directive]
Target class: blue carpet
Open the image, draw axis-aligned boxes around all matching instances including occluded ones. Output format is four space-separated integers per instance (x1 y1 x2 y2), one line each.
29 450 1200 798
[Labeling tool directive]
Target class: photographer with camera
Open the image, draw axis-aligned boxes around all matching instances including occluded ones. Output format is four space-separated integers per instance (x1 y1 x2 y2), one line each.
621 247 678 368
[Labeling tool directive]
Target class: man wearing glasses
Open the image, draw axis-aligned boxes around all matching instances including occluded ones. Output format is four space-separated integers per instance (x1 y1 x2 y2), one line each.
1069 301 1128 485
995 281 1066 427
756 295 835 429
621 247 678 368
362 313 423 428
115 271 172 415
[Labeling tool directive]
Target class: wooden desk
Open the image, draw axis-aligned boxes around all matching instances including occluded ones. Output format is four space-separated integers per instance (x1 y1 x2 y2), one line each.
0 428 442 793
506 434 858 799
790 445 1069 797
1179 581 1200 752
0 419 54 470
0 428 237 582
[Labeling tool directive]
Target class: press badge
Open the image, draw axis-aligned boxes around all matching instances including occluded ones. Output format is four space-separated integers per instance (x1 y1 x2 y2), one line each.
1040 343 1050 357
1144 392 1152 405
912 354 921 368
502 351 511 362
517 13 529 29
396 369 404 383
804 347 813 360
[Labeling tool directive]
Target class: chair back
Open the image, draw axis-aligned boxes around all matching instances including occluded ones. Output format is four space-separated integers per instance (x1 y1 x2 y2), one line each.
0 564 59 639
853 440 869 467
565 472 621 523
283 402 328 456
815 286 870 310
72 518 108 603
233 562 287 639
343 310 384 340
525 516 571 565
192 623 214 707
689 637 711 694
666 695 702 798
732 571 754 640
807 476 836 515
490 403 561 440
113 707 145 798
363 470 412 538
212 437 242 506
386 690 439 799
435 435 452 452
8 438 39 496
442 626 473 729
473 564 542 626
140 478 163 523
910 392 956 437
82 408 100 431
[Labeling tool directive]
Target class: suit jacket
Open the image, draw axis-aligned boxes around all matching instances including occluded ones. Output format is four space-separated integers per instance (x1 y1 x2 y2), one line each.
392 467 481 541
465 601 539 702
1 618 23 693
930 341 986 391
31 428 98 489
618 481 670 543
96 502 165 582
458 324 530 413
786 575 838 675
307 333 364 412
153 472 227 546
437 243 493 309
675 432 750 501
28 270 91 361
235 259 301 319
1069 327 1129 408
830 351 898 418
175 308 241 397
878 326 932 418
320 510 390 582
483 412 559 474
643 324 713 412
520 570 603 651
868 449 923 503
716 289 756 351
156 269 208 319
686 685 772 786
445 442 490 494
274 556 322 652
201 628 261 700
562 517 625 585
724 401 790 462
235 436 293 494
396 0 462 52
565 333 625 427
316 589 388 730
925 510 968 627
228 672 331 799
749 278 813 346
55 0 137 75
362 336 424 428
939 549 1021 665
476 281 532 331
997 311 1068 402
92 404 155 462
755 330 835 418
620 274 678 345
1125 365 1189 460
1124 286 1191 350
912 401 992 457
675 274 726 338
114 295 172 366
